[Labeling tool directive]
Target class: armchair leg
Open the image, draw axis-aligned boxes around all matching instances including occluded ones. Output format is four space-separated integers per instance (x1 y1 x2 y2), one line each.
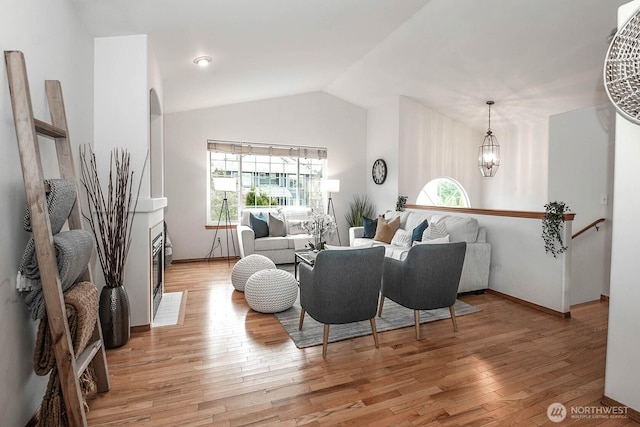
449 305 458 332
322 324 330 358
377 296 385 317
370 318 379 349
299 308 306 330
414 310 420 340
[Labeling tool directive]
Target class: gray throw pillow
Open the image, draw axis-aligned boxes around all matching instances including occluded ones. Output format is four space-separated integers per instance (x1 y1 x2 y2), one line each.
269 213 286 237
422 221 447 241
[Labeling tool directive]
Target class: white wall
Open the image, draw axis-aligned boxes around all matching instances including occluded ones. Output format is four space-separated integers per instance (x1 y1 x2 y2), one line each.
480 119 549 210
549 104 615 304
398 97 481 207
164 91 367 260
94 35 166 326
604 1 640 411
0 0 93 424
366 98 400 213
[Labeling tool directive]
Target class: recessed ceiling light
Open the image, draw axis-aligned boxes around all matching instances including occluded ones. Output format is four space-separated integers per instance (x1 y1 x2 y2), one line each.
193 56 212 67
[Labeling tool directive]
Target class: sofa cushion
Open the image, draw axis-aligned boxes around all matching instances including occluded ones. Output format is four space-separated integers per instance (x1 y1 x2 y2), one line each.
362 216 377 238
414 235 450 245
374 215 400 244
268 213 286 237
412 219 429 243
250 213 269 238
390 229 412 247
326 241 373 250
441 216 479 243
423 220 447 240
384 210 412 230
254 236 291 251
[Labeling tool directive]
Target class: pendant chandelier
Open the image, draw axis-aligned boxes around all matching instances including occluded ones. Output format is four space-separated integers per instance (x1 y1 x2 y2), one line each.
478 100 500 177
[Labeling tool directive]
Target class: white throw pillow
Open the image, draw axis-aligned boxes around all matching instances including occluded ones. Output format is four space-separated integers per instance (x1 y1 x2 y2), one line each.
413 235 450 245
287 219 307 235
390 229 413 248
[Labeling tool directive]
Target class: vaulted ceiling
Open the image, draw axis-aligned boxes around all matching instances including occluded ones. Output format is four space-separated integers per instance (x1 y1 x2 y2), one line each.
71 0 626 127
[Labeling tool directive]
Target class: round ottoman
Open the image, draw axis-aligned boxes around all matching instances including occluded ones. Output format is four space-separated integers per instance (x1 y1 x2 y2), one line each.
231 254 276 292
245 269 298 313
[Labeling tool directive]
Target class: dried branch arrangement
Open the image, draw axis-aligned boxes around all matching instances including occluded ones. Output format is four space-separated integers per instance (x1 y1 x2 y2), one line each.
79 146 145 288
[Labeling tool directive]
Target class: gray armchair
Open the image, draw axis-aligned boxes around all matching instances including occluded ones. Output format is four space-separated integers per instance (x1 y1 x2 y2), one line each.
378 242 466 340
298 246 385 358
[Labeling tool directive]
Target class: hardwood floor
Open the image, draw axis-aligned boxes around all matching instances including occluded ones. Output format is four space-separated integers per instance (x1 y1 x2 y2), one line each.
86 260 637 426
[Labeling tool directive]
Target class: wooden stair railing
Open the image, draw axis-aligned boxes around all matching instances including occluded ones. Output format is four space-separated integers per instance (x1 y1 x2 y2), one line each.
572 218 606 239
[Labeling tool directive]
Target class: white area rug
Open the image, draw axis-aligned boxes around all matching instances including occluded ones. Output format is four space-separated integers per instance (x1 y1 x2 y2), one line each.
152 291 186 327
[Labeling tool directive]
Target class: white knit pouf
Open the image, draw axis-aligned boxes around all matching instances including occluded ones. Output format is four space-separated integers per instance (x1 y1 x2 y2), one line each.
231 254 276 292
245 269 298 313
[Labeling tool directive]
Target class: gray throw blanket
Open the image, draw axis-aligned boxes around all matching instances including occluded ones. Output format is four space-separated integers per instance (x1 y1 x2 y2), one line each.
20 230 93 320
23 179 77 234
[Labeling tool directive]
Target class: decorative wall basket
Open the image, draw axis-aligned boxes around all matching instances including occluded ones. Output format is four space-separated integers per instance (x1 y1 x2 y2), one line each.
99 285 131 349
604 7 640 125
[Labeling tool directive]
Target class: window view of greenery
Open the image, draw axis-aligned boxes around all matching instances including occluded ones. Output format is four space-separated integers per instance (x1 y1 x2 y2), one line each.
209 151 325 223
416 177 469 207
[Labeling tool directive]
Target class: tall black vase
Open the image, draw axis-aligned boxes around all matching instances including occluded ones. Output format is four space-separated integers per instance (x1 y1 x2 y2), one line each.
99 285 131 349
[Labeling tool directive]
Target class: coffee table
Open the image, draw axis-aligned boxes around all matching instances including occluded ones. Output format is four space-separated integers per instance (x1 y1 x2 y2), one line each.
294 251 315 280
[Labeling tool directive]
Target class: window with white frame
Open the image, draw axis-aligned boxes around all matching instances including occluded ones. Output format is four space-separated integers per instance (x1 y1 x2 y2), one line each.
416 177 470 208
207 140 327 224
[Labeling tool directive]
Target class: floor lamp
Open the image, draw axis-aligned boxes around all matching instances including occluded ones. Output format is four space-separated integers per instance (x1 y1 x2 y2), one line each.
207 177 237 265
321 179 341 245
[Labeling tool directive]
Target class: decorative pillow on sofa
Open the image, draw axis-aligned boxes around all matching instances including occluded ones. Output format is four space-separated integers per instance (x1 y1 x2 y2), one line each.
362 216 378 238
268 213 286 237
412 219 429 243
374 215 400 244
287 219 307 235
440 216 479 243
250 213 269 238
390 229 413 247
422 220 447 241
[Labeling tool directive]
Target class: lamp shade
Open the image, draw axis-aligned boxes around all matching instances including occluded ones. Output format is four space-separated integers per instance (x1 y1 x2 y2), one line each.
320 179 340 193
212 177 237 192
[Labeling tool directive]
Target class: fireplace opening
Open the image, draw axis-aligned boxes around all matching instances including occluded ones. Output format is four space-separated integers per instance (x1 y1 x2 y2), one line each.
152 233 164 319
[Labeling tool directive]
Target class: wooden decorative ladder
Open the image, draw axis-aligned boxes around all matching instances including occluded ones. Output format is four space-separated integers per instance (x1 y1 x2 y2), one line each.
4 50 110 426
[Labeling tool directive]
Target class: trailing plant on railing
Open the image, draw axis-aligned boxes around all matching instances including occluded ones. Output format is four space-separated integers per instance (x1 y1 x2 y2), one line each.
542 201 570 258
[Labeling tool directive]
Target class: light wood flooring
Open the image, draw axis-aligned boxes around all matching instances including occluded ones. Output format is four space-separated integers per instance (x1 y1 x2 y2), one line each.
86 260 637 426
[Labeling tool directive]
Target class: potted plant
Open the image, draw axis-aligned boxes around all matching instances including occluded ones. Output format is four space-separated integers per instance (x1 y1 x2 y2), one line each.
396 195 408 212
79 146 145 348
345 194 375 227
304 211 336 255
542 201 570 258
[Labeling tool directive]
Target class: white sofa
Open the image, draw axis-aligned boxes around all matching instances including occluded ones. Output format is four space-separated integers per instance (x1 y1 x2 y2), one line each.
349 210 491 293
237 207 314 264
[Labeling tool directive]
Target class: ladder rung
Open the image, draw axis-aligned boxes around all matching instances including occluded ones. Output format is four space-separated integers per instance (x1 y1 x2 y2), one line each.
34 118 67 138
75 339 103 378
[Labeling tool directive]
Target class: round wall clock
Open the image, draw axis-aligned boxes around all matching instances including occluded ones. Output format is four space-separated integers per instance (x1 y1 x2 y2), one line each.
372 158 387 185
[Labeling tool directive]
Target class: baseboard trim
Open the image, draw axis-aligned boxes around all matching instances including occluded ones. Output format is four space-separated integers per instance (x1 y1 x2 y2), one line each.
173 257 239 264
600 294 610 302
602 395 640 422
487 289 571 318
131 324 151 333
